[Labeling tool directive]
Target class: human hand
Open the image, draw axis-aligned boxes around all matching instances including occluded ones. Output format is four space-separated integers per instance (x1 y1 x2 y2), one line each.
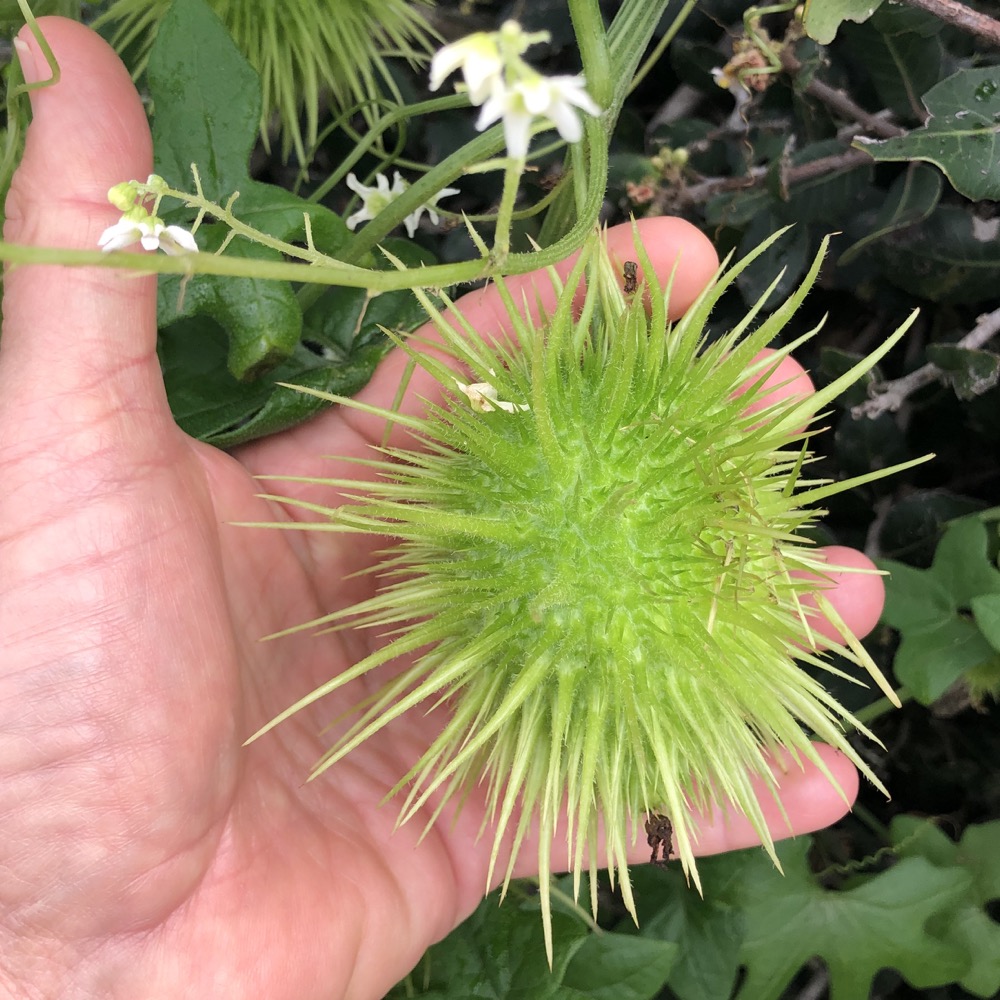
0 18 883 999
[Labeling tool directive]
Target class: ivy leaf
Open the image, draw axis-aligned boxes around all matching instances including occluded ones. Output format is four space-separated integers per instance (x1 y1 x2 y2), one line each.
801 0 884 44
736 837 971 999
854 68 1000 201
880 517 1000 703
892 818 1000 999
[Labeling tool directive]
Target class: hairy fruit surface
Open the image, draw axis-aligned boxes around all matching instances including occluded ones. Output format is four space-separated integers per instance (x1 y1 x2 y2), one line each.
254 230 921 960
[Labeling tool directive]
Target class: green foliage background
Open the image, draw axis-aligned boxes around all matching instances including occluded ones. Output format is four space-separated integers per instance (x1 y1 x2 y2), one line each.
2 0 1000 997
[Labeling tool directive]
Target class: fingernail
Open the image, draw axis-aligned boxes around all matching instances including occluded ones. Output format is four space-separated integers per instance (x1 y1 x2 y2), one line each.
14 33 42 86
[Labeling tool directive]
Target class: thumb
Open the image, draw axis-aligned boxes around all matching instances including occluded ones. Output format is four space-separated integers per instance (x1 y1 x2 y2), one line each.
0 16 159 413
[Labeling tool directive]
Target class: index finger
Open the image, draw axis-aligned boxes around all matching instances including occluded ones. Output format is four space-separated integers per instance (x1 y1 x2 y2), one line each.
328 217 720 453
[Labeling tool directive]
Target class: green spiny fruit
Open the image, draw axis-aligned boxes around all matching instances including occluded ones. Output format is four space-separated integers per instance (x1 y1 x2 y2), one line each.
253 229 922 961
95 0 436 164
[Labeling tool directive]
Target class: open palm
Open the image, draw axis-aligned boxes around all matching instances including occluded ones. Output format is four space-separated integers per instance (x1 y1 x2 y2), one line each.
0 19 883 1000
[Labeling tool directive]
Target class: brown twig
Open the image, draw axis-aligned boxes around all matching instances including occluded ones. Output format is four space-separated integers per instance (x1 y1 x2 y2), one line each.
853 305 1000 419
780 49 906 139
894 0 1000 48
671 146 872 210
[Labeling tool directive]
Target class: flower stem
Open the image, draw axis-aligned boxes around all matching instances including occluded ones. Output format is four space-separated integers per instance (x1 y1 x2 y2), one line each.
492 156 525 268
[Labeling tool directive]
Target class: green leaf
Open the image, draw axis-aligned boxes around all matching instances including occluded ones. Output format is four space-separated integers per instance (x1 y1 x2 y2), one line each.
873 205 1000 304
158 238 302 382
892 618 996 705
926 344 1000 401
160 311 390 449
802 0 884 44
735 213 810 309
559 933 677 1000
834 411 908 479
631 862 744 1000
970 593 1000 654
818 348 881 408
877 491 986 566
854 68 1000 201
736 837 970 999
881 517 1000 702
892 818 1000 999
147 0 358 418
839 163 942 265
386 889 590 999
147 0 261 202
160 240 434 447
842 9 945 121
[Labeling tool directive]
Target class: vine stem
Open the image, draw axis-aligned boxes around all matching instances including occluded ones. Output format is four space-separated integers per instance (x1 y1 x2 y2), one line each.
895 0 1000 48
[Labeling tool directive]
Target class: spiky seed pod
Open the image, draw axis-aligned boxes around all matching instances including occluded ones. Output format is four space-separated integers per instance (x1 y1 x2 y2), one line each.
254 229 921 962
95 0 436 163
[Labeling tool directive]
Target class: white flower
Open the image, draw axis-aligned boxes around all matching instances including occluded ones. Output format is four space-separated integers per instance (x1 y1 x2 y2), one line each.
346 171 458 238
455 378 528 413
475 73 601 160
98 211 198 255
429 31 504 104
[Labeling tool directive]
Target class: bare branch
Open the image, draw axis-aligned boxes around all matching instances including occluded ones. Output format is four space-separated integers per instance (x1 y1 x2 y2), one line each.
853 305 1000 419
894 0 1000 48
780 49 907 139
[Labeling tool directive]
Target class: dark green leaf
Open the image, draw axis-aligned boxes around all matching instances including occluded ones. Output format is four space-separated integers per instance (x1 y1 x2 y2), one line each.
158 237 302 382
842 12 944 121
971 593 1000 654
854 68 1000 201
873 205 1000 304
147 0 260 200
735 213 810 309
925 344 1000 401
559 933 677 1000
833 411 909 478
839 163 942 265
631 862 744 1000
386 889 589 999
160 316 391 448
818 347 882 408
877 491 986 565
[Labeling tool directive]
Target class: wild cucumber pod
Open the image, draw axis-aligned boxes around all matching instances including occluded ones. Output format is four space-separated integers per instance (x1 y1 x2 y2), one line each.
253 228 924 962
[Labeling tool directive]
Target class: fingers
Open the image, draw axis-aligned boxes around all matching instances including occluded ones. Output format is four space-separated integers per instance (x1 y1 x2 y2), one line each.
736 350 886 639
672 743 860 858
500 742 858 880
333 216 719 449
0 18 159 412
797 545 885 643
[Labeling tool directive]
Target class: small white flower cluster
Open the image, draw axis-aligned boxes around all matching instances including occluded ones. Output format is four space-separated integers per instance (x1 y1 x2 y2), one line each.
430 20 601 160
98 176 198 256
345 171 459 238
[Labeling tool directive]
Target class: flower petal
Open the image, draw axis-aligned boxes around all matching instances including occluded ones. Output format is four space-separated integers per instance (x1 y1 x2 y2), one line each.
159 225 199 255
